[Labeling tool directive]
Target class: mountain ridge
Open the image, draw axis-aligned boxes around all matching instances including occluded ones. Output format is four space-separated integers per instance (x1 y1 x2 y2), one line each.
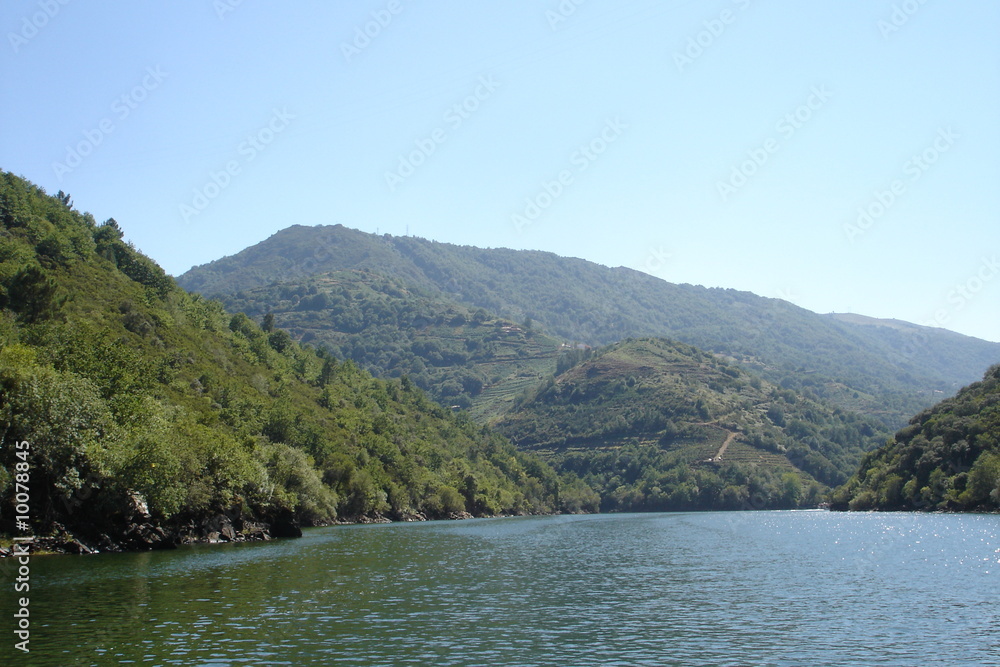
177 224 1000 427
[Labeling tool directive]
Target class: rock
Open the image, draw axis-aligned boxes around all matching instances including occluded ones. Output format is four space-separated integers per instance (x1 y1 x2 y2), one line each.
195 514 241 542
63 539 95 555
122 522 175 551
33 536 62 552
238 521 269 541
97 534 122 553
128 491 152 521
448 511 474 520
270 512 303 538
220 521 237 542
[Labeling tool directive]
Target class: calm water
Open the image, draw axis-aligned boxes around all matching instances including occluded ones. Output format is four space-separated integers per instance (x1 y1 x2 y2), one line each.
4 511 999 666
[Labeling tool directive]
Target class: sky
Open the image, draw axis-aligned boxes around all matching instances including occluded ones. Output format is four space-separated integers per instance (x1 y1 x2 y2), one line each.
2 0 998 342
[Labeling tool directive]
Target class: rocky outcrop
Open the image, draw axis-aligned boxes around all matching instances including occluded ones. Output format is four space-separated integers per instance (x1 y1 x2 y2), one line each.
268 511 303 538
120 522 174 551
1 503 307 555
1 503 527 557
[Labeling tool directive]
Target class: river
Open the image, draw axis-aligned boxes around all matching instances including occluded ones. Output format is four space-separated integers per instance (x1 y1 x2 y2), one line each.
6 511 999 666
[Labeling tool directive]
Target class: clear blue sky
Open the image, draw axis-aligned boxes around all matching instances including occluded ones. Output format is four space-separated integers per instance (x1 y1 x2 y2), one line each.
2 0 998 342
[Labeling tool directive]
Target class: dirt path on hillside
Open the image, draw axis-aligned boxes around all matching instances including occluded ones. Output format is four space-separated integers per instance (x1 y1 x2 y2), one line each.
712 430 737 462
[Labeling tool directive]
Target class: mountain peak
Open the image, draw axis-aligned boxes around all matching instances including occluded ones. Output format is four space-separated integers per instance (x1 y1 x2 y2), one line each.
177 224 1000 427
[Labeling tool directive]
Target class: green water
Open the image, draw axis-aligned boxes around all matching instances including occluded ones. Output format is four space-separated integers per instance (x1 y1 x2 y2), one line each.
3 511 999 666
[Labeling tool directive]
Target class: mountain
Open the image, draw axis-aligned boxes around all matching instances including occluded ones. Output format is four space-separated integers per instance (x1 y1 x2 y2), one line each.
0 172 570 552
177 224 1000 427
494 338 888 511
216 269 566 422
831 364 1000 512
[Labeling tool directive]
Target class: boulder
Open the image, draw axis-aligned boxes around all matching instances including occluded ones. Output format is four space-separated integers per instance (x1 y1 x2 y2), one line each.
122 522 175 550
63 539 95 555
269 512 303 538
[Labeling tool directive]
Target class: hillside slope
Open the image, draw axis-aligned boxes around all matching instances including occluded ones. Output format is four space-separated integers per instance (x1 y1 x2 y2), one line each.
217 269 565 421
178 224 1000 426
0 173 569 552
495 338 889 512
832 364 1000 512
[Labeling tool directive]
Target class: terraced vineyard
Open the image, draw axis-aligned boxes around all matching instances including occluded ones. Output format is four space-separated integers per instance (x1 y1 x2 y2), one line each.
472 371 551 422
497 338 888 510
216 269 565 412
717 441 802 473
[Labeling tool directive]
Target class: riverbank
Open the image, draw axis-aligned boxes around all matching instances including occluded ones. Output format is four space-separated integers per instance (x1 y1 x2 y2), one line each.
0 508 503 556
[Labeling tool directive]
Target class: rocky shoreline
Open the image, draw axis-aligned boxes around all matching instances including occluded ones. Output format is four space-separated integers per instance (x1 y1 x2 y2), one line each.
0 509 483 557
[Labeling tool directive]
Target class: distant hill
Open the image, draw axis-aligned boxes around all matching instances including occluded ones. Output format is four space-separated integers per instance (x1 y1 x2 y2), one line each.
216 269 565 422
494 338 889 511
178 224 1000 427
0 173 569 552
832 364 1000 512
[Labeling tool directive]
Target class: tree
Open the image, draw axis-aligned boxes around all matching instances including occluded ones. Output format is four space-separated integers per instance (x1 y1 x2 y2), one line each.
780 472 803 507
0 362 115 526
268 329 292 353
4 265 65 323
962 452 1000 507
99 218 123 239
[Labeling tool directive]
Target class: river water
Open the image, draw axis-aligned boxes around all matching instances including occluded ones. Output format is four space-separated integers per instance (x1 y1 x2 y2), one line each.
6 511 999 666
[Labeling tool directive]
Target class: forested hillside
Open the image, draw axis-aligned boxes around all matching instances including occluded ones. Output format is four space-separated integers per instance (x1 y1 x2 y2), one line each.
218 270 565 421
496 338 889 512
0 172 575 552
178 224 1000 427
832 364 1000 512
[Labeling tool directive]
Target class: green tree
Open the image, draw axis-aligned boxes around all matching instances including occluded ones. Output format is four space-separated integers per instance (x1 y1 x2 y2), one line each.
4 265 64 322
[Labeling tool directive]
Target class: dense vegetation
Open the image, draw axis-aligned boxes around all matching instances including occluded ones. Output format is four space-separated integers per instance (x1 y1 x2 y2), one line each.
178 224 1000 428
0 172 571 549
2 170 993 543
496 338 889 511
832 364 1000 512
219 270 564 420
